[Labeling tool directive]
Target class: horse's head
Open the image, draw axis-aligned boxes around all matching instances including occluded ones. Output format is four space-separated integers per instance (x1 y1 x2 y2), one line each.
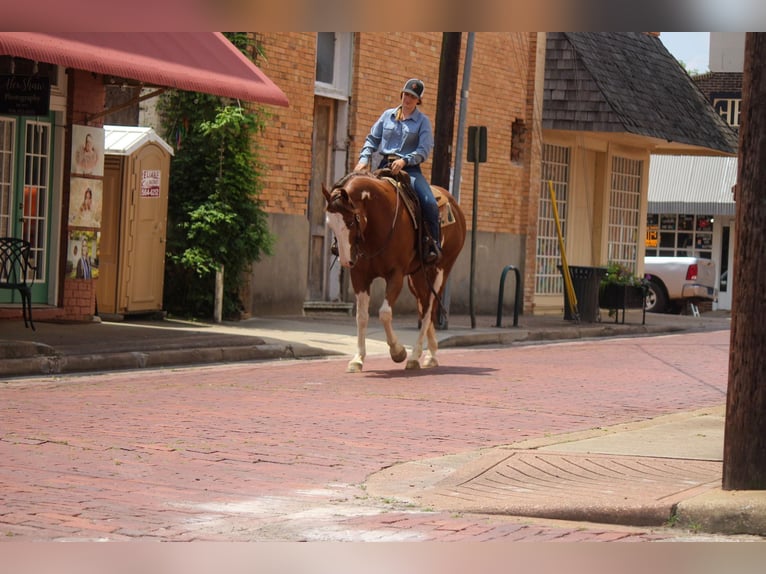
322 176 369 268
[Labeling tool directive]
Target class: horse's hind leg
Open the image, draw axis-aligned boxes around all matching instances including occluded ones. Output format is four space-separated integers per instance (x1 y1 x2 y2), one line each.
347 290 369 373
422 321 439 368
406 270 444 370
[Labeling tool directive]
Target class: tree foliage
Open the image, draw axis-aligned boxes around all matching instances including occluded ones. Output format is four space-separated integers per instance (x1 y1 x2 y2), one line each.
157 33 273 319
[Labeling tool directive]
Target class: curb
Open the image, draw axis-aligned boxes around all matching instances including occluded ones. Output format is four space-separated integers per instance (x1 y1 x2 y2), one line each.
0 343 334 379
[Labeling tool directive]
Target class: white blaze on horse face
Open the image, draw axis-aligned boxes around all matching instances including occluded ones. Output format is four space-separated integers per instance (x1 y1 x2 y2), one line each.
327 212 353 267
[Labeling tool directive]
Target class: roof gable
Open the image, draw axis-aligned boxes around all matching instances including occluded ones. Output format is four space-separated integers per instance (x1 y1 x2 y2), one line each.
544 32 738 155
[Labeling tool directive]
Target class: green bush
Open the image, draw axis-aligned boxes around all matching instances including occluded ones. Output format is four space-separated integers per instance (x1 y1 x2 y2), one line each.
158 33 274 319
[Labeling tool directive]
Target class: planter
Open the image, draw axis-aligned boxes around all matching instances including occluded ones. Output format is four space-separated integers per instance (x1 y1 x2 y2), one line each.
599 283 647 324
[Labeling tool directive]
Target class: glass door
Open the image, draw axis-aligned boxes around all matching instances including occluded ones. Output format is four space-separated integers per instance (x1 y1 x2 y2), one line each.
0 115 53 304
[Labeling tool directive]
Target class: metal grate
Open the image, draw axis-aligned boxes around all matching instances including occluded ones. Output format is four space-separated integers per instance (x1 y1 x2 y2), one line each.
536 143 570 295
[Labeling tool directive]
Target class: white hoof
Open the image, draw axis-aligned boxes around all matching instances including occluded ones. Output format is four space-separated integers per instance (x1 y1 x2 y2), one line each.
347 360 363 373
405 359 421 370
423 356 439 369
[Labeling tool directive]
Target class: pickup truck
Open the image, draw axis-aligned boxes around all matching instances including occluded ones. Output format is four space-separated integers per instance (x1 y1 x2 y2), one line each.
643 256 717 313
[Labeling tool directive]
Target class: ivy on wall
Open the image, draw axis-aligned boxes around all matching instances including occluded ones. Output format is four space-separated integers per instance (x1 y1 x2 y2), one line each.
158 32 274 319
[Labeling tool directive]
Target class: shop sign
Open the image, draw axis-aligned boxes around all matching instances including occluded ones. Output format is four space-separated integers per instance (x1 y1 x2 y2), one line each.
0 75 50 116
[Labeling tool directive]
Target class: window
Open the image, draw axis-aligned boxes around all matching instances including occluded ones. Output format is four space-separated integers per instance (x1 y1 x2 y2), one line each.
0 117 14 237
510 119 526 165
607 156 642 274
536 143 570 295
314 33 352 100
645 213 714 259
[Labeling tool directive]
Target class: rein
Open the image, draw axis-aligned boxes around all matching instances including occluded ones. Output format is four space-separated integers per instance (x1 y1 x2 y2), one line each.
353 177 402 261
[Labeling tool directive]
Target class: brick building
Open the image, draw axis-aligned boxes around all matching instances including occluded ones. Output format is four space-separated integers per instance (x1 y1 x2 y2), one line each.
247 32 544 316
0 33 287 325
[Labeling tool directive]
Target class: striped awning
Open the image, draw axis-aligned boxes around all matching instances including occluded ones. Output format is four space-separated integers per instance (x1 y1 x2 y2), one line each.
648 155 738 215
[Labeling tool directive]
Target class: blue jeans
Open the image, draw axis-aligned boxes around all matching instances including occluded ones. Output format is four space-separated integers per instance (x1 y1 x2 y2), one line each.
378 161 439 244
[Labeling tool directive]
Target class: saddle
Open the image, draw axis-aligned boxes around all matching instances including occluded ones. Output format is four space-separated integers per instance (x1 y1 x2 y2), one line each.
374 168 455 263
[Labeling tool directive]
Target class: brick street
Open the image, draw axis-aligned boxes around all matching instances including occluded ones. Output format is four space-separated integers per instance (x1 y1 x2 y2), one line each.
0 330 744 541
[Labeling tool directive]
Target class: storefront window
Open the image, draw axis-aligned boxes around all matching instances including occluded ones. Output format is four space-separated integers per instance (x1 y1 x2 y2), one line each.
645 213 714 259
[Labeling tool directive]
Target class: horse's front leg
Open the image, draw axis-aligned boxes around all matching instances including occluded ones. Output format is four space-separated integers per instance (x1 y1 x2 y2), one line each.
379 276 407 363
347 290 370 373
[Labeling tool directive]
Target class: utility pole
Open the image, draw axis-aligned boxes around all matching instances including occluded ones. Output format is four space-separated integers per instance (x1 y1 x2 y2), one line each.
722 32 766 490
431 33 461 189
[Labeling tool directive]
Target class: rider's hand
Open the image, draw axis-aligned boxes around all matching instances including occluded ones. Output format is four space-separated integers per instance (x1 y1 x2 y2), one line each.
390 158 406 175
354 161 370 172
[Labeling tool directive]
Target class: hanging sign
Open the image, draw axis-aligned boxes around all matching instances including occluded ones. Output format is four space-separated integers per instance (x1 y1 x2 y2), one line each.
0 75 50 116
141 170 161 198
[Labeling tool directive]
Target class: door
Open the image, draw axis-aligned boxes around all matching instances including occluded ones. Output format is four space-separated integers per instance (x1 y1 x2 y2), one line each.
306 97 335 301
119 144 169 313
95 155 123 314
0 116 53 304
716 219 734 311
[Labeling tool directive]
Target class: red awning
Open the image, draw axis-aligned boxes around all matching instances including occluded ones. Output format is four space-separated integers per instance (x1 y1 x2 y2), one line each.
0 32 289 107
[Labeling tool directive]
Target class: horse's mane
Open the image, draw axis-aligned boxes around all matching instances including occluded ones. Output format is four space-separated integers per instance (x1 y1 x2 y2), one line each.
331 168 409 192
332 170 377 190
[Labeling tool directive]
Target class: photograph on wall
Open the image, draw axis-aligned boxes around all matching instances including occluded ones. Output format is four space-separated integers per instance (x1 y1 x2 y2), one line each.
68 177 102 229
71 124 104 177
67 230 99 280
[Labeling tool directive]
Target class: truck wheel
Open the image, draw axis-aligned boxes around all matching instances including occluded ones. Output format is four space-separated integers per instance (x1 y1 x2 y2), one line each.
645 279 668 313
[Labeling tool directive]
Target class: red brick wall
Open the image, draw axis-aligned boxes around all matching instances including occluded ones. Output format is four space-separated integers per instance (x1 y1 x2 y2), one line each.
252 33 317 216
250 32 542 313
62 278 96 320
69 70 106 128
254 32 538 237
63 70 105 320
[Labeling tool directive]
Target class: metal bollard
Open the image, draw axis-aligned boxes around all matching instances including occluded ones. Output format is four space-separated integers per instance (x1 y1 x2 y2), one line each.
496 265 521 327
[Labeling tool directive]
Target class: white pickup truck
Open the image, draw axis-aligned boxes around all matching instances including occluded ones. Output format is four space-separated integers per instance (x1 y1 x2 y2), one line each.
643 256 717 313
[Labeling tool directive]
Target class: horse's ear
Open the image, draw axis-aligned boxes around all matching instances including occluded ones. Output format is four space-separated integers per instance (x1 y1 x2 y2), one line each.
322 183 332 203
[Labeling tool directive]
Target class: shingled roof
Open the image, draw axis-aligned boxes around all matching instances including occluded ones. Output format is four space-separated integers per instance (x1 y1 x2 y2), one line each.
543 32 738 155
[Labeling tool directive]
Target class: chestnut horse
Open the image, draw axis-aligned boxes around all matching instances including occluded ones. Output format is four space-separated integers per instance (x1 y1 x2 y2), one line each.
323 170 466 372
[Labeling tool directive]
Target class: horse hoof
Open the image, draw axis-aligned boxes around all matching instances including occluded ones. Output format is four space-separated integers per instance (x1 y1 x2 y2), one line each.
405 360 421 370
423 357 439 369
347 361 363 373
391 345 407 363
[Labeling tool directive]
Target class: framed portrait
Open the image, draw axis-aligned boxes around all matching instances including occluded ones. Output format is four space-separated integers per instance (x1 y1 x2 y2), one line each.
68 177 102 230
67 230 99 280
71 125 104 177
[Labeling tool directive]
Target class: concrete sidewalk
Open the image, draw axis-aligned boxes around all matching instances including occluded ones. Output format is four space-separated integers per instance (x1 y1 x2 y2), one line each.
0 308 730 379
2 307 763 539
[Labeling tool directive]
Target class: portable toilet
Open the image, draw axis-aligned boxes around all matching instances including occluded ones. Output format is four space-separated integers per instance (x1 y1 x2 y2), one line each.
97 125 173 319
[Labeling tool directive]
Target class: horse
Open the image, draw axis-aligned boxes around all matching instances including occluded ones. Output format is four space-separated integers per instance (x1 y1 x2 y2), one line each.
322 170 467 373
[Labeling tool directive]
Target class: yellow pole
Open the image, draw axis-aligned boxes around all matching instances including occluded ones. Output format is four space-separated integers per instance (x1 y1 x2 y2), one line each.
548 180 579 322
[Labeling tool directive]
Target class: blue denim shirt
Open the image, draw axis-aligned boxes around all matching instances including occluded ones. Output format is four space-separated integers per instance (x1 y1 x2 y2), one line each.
358 106 434 167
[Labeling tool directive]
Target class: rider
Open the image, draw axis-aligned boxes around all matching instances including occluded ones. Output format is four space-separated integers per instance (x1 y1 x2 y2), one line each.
353 78 441 264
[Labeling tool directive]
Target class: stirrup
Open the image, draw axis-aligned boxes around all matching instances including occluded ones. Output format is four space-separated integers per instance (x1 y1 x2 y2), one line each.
423 239 442 264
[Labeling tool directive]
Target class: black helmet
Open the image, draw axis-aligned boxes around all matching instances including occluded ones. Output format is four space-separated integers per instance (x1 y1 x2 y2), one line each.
401 78 424 103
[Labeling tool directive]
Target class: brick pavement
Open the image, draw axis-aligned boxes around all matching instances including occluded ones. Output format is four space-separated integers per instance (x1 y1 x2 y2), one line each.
0 330 738 541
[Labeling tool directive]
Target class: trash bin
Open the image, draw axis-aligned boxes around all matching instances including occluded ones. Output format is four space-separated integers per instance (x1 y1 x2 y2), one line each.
558 265 607 322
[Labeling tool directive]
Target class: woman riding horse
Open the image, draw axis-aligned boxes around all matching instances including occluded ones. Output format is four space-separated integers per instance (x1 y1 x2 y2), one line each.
323 171 466 373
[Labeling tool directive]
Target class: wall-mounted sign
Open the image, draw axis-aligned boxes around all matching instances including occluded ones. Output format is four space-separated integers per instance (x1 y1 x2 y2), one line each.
0 75 50 116
141 170 161 198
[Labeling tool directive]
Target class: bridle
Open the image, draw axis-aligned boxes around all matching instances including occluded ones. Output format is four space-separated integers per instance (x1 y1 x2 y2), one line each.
332 175 402 264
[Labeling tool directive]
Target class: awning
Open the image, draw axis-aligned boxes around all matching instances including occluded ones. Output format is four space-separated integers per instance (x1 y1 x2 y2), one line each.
0 32 289 107
648 155 738 215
